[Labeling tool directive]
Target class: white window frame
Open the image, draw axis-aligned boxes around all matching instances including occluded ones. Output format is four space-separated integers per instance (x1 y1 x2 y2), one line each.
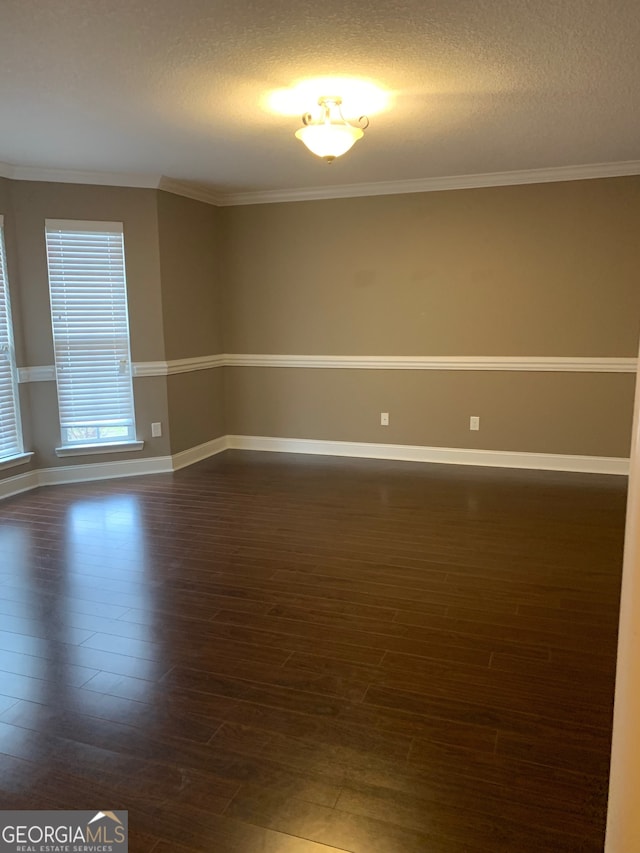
0 214 29 468
45 219 141 455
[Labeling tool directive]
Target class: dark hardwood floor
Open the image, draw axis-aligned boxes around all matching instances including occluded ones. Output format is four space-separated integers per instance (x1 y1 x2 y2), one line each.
0 450 626 852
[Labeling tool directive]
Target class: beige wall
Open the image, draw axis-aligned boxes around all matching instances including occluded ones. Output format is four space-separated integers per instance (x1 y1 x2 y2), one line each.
10 181 166 365
2 180 229 478
25 377 170 468
0 178 25 362
222 178 640 357
221 177 640 457
2 180 171 472
167 370 226 454
157 190 223 360
224 367 635 458
1 174 639 482
0 178 34 480
156 191 225 453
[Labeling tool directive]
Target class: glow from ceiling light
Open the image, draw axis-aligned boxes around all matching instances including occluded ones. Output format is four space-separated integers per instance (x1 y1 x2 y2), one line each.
264 76 391 118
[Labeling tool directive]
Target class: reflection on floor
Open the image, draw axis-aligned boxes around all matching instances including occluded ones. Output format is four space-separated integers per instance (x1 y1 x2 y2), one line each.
0 450 626 852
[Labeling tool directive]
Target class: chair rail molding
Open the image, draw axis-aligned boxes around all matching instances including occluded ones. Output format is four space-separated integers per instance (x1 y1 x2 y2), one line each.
17 354 639 383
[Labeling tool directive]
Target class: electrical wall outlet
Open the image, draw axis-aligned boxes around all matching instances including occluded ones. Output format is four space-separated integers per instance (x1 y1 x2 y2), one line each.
151 422 162 437
380 412 389 426
469 416 480 431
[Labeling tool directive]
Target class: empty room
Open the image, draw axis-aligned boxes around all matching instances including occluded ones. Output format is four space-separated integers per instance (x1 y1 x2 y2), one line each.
0 2 639 852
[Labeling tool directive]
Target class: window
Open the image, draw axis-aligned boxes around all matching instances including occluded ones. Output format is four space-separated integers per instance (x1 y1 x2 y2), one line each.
45 220 137 449
0 215 24 462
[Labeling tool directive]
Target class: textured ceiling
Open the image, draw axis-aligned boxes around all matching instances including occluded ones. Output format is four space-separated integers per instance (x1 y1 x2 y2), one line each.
0 0 639 194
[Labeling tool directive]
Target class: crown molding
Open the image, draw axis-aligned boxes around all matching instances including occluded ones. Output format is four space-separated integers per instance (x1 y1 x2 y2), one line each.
0 160 640 207
0 162 226 205
158 177 226 207
2 159 639 207
0 161 161 188
220 160 640 206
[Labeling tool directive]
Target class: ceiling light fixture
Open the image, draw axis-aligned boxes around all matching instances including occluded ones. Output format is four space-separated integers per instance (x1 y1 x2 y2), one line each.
295 96 369 163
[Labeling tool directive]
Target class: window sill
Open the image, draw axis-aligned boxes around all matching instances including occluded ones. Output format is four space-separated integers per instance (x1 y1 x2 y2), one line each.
55 441 144 458
0 452 35 472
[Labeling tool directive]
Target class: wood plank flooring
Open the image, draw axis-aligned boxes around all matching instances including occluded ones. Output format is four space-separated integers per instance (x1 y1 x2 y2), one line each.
0 450 626 852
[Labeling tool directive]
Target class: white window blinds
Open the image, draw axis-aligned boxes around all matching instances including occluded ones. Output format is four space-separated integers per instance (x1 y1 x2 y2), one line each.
45 220 136 447
0 216 23 460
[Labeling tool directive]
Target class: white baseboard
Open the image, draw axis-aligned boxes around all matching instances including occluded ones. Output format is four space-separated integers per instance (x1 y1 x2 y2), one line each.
0 455 174 500
171 436 229 471
226 435 630 475
0 437 230 501
0 470 40 500
0 434 629 501
38 455 175 486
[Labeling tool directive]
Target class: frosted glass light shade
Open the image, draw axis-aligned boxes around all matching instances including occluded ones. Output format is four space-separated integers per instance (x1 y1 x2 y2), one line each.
295 123 363 161
294 96 368 162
